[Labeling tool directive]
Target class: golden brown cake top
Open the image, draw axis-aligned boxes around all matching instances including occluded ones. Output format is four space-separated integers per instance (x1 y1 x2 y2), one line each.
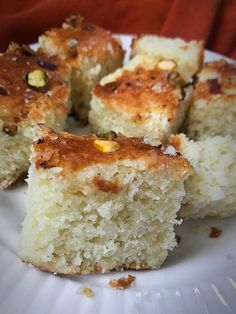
194 59 236 99
94 66 185 123
0 43 70 126
42 15 124 63
33 126 192 177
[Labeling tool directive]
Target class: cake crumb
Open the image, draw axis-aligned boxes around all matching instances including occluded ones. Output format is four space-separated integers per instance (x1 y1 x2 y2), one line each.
82 287 94 298
209 227 222 238
109 275 136 290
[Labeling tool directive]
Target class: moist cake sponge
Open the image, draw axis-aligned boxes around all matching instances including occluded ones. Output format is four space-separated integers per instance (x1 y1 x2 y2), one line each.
131 35 204 82
19 128 192 275
186 59 236 140
39 14 124 120
89 55 193 142
170 133 236 219
0 43 71 189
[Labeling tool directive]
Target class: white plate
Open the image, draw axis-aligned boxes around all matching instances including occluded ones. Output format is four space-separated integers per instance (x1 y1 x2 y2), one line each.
0 35 236 314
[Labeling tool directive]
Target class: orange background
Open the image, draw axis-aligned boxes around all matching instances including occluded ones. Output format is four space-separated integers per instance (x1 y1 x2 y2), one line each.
0 0 235 59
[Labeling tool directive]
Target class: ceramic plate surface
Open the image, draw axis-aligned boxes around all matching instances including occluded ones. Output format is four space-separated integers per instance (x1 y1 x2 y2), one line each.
0 35 236 314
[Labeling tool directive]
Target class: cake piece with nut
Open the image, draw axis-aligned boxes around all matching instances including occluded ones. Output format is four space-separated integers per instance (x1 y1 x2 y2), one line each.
0 43 71 189
131 35 204 82
89 55 193 141
186 59 236 140
170 133 236 219
39 14 124 120
19 127 192 275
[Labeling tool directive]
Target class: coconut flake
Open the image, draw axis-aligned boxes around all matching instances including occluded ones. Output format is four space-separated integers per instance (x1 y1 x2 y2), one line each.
163 144 177 156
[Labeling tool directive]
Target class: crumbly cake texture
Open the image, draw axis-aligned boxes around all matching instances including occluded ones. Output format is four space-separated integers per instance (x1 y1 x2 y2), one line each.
19 127 192 275
39 15 124 120
89 55 193 142
186 59 236 140
131 35 204 82
0 43 71 189
170 133 236 219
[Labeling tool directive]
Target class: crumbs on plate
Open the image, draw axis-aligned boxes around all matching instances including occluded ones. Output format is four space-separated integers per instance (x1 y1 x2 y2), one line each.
109 275 136 290
209 227 222 238
78 286 94 298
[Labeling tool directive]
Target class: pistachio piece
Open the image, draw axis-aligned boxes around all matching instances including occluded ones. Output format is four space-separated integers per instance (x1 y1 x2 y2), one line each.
3 124 17 136
36 57 57 71
96 131 117 140
93 139 120 152
157 60 177 71
26 69 48 91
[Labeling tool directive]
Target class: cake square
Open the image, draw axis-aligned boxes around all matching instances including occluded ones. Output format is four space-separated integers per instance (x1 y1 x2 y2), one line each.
0 43 71 189
170 133 236 219
186 59 236 140
39 14 124 120
19 127 192 274
89 55 193 142
131 35 204 82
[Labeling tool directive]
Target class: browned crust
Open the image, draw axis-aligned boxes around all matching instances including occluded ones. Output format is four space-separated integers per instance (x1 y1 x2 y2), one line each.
0 43 70 126
21 258 152 275
41 15 124 66
94 67 182 123
33 126 192 175
194 59 236 100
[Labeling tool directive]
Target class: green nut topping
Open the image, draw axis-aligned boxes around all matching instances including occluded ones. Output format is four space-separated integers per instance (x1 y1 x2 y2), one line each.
96 131 117 140
26 69 48 90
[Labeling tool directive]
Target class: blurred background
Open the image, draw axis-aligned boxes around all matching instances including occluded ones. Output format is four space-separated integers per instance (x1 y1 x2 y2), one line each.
0 0 235 58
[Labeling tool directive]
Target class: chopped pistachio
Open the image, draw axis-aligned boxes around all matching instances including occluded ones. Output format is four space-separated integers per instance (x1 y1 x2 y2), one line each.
93 139 120 152
26 69 48 91
157 59 177 71
96 131 117 140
